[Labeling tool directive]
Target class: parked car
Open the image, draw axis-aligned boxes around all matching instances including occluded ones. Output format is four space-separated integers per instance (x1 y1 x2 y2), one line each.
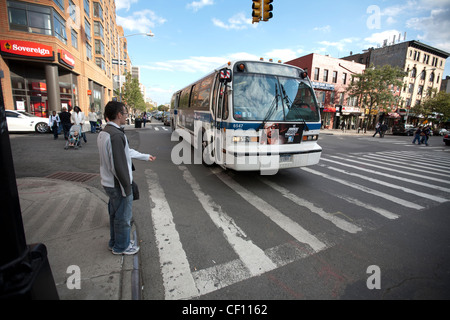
392 124 416 136
5 110 49 133
444 133 450 146
163 112 171 126
439 128 449 136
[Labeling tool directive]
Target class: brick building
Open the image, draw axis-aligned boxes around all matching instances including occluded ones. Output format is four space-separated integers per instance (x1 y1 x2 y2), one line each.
342 40 449 124
286 53 366 129
0 0 131 118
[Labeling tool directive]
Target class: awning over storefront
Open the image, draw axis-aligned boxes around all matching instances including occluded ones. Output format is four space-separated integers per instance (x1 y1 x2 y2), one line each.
388 112 401 118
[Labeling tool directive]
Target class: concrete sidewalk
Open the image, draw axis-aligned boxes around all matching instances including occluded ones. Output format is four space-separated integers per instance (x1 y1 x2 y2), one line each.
17 177 140 300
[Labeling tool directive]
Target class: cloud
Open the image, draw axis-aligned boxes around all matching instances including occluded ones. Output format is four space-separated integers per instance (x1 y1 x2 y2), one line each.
116 10 166 33
313 25 331 33
212 12 256 30
364 30 403 46
318 38 360 53
406 7 450 52
187 0 214 12
115 0 139 12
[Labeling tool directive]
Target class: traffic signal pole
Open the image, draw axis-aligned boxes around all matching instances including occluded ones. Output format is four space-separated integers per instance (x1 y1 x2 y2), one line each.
252 0 273 23
0 72 59 300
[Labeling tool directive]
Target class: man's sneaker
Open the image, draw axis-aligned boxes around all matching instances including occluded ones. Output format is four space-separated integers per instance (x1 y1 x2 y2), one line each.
112 242 139 255
109 240 134 251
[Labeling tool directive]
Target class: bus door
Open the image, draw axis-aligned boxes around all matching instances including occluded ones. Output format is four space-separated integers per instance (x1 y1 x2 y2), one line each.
212 69 230 164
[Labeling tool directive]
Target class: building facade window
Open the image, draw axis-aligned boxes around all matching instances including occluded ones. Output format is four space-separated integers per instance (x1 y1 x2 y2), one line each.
84 0 90 18
86 42 92 60
71 29 78 49
95 39 105 56
314 68 320 81
332 71 338 83
8 1 52 36
323 69 329 82
94 21 104 38
93 2 103 21
53 11 67 44
53 0 64 11
84 18 91 41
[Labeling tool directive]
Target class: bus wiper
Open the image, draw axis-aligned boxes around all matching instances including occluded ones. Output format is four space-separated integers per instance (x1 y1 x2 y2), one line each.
281 84 309 131
259 84 280 130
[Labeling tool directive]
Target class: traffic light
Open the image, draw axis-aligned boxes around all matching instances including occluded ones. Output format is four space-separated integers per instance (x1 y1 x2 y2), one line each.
262 0 273 21
252 0 262 24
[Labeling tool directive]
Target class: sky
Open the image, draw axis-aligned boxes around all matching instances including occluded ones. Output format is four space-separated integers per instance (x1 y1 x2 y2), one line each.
115 0 450 105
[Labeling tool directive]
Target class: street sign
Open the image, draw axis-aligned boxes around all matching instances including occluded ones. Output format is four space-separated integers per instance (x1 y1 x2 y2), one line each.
112 59 127 66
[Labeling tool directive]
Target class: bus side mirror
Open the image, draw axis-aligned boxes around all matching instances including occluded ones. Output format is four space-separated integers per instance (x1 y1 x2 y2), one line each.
219 68 232 83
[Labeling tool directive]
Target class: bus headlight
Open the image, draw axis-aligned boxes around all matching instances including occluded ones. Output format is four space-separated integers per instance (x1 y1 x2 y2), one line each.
232 136 259 143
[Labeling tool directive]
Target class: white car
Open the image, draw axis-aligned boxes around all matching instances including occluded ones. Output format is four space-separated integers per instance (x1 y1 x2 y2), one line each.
5 110 49 133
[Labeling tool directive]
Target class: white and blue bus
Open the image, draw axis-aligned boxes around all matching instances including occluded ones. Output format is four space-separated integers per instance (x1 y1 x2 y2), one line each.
170 60 322 173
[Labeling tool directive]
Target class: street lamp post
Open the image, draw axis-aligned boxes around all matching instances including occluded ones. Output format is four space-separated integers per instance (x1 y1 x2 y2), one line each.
116 31 154 101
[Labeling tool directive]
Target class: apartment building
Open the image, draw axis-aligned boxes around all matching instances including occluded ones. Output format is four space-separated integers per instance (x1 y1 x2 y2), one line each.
286 53 366 129
342 40 449 121
0 0 130 118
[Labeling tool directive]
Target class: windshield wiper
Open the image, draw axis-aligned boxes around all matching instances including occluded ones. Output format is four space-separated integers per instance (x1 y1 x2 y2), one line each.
259 84 281 130
281 84 309 131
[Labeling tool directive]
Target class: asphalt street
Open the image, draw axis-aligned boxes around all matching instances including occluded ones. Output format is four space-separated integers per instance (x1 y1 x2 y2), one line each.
8 124 450 301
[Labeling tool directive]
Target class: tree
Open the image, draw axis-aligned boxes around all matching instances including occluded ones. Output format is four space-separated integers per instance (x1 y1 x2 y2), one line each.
416 91 450 125
121 72 146 112
346 64 406 129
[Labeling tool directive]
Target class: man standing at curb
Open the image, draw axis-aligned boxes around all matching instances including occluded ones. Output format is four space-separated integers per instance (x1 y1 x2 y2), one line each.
97 101 156 255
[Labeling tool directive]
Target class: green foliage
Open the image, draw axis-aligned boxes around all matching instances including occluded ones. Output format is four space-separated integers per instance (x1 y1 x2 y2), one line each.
121 72 146 112
346 64 406 114
414 91 450 123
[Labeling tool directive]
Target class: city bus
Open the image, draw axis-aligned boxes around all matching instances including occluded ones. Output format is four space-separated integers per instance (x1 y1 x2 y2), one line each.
170 60 322 173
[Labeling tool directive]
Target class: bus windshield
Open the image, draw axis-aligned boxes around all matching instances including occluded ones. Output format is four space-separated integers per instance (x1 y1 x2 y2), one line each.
233 73 320 122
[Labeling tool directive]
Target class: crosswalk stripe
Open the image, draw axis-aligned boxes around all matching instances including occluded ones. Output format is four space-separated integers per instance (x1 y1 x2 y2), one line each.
145 169 198 300
335 195 399 220
318 164 448 203
331 155 450 185
321 157 450 193
259 177 362 234
179 166 277 276
212 168 327 252
365 153 450 175
301 167 425 210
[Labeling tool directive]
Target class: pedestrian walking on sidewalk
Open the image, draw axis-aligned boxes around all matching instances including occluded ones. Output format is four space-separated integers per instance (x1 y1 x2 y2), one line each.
49 111 60 140
71 106 87 143
59 106 72 140
97 101 156 255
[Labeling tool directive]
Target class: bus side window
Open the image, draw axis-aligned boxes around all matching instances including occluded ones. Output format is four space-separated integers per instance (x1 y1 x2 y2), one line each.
211 74 220 118
222 85 229 120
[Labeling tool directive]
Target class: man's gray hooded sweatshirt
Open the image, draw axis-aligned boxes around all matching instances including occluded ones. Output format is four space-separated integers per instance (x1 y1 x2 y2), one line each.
98 122 150 197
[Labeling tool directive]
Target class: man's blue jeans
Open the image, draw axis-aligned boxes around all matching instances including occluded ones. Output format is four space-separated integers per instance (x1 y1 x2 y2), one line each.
104 186 133 253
